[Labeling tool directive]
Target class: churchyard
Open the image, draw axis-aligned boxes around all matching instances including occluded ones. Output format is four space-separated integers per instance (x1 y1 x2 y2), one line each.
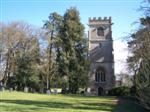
0 91 146 112
0 0 150 111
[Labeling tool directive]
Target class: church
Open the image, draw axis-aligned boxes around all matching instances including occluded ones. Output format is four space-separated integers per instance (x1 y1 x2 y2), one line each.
88 17 115 95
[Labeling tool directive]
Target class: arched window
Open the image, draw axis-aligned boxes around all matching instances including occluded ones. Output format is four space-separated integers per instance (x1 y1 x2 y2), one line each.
95 69 105 82
97 27 104 36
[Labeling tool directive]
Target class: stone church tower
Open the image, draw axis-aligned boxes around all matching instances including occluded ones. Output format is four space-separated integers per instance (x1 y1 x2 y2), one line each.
88 17 115 95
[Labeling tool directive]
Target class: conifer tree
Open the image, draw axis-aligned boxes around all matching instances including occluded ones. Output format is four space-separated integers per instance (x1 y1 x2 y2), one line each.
59 7 89 93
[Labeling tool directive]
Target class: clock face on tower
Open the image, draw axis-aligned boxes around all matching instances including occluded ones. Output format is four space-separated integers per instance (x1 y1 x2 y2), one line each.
97 27 104 36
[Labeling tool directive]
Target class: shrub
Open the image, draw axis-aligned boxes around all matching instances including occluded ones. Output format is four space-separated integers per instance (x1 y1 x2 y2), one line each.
108 86 131 96
130 86 136 96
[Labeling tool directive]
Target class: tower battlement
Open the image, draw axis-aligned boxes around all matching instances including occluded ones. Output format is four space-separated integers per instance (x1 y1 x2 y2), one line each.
89 17 111 23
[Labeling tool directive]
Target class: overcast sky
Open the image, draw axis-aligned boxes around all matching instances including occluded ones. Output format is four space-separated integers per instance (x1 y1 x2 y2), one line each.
1 0 143 74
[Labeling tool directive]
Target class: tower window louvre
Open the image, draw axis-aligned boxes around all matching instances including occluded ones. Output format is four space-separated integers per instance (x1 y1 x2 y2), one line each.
97 27 104 36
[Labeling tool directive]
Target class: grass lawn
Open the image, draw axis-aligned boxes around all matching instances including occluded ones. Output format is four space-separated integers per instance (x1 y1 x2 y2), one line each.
0 91 146 112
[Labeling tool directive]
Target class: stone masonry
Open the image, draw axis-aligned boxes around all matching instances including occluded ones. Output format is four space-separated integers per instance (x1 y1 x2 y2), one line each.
88 17 115 95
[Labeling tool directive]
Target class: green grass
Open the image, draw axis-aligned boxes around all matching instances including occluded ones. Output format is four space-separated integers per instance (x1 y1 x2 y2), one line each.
0 91 146 112
112 98 147 112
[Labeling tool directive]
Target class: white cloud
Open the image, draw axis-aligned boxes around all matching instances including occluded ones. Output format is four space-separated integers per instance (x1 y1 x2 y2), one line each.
113 40 129 74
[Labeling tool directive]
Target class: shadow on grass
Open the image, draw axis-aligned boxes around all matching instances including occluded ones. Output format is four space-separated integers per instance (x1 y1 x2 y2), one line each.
63 94 116 99
112 98 147 112
1 105 45 112
1 99 115 111
1 100 71 108
77 102 116 111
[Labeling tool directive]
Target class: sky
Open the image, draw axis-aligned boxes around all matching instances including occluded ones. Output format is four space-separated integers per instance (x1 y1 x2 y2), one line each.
0 0 143 75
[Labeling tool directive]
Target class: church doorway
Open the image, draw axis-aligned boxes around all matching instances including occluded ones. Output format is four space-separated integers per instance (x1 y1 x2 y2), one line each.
98 87 103 96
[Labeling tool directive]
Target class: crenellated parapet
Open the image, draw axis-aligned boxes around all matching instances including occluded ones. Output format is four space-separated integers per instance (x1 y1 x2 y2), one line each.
89 17 111 23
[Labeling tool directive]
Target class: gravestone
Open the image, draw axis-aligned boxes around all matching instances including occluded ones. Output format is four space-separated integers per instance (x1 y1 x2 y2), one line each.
0 82 4 92
24 87 29 93
54 89 57 94
9 88 13 92
46 90 51 95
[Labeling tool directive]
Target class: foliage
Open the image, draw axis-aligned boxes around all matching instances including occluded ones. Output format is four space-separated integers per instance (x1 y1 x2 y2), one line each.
108 86 131 96
116 73 133 87
43 12 63 91
0 7 89 94
0 22 41 92
43 9 90 93
127 1 150 110
58 7 89 93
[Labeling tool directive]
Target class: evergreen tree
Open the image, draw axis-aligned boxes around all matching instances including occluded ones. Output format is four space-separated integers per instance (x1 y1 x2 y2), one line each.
59 7 89 94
